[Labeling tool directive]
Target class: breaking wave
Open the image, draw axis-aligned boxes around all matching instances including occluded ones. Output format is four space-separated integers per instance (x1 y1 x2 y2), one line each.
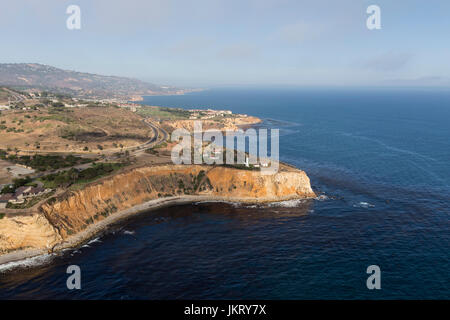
267 199 308 207
353 201 375 208
0 253 55 273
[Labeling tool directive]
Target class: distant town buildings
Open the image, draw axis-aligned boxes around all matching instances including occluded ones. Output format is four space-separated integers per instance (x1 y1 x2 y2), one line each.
188 109 234 119
15 164 34 171
117 103 140 112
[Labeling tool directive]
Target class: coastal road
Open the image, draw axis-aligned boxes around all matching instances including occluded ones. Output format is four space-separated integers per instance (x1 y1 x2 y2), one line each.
9 119 169 181
3 88 25 104
110 118 168 157
15 117 168 158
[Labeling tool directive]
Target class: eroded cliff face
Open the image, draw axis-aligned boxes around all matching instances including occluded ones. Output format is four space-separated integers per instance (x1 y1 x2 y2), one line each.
162 116 261 133
0 164 315 255
206 166 315 199
0 214 62 253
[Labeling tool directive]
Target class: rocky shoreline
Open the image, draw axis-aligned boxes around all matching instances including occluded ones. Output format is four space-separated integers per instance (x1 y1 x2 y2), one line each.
0 164 316 266
0 194 315 266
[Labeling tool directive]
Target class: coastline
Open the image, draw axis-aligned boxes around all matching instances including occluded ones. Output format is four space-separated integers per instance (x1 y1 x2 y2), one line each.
0 194 314 267
0 110 304 268
137 88 205 100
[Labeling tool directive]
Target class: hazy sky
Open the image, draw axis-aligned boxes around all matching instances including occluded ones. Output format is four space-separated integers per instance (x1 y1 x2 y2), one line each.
1 0 450 87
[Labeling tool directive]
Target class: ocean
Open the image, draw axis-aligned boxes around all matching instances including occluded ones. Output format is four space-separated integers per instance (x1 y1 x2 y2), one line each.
0 88 449 299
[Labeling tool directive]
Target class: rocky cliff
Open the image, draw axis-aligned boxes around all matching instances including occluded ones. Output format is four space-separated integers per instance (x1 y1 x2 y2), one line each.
0 164 315 257
162 116 261 133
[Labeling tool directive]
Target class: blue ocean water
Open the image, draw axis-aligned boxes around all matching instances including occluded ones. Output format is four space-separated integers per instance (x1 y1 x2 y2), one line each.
0 88 449 299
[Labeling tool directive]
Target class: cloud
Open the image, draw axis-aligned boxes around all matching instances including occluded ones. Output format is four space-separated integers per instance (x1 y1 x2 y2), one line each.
217 44 260 61
364 52 413 71
168 37 215 55
270 22 322 44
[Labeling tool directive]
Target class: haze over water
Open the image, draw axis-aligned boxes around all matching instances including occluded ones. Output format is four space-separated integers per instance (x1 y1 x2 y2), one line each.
0 88 449 299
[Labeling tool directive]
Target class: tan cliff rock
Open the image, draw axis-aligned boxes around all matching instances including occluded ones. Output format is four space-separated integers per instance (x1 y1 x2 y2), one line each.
163 116 261 133
0 164 315 258
0 214 62 253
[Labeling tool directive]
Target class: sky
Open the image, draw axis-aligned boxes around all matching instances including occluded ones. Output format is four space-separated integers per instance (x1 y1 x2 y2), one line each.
1 0 450 88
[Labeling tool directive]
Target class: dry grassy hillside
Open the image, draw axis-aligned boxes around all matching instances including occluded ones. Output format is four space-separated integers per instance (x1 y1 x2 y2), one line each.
0 106 153 153
0 63 187 99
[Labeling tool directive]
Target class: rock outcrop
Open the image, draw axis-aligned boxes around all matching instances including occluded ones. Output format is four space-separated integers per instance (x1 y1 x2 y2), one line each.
163 116 261 132
0 214 62 253
0 164 315 256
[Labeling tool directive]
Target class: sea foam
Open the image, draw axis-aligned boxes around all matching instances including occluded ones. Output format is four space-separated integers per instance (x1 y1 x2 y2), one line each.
267 199 307 207
0 253 55 273
353 202 375 208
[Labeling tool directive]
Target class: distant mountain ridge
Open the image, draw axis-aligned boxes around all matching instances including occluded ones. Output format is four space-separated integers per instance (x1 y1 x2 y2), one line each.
0 63 191 100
